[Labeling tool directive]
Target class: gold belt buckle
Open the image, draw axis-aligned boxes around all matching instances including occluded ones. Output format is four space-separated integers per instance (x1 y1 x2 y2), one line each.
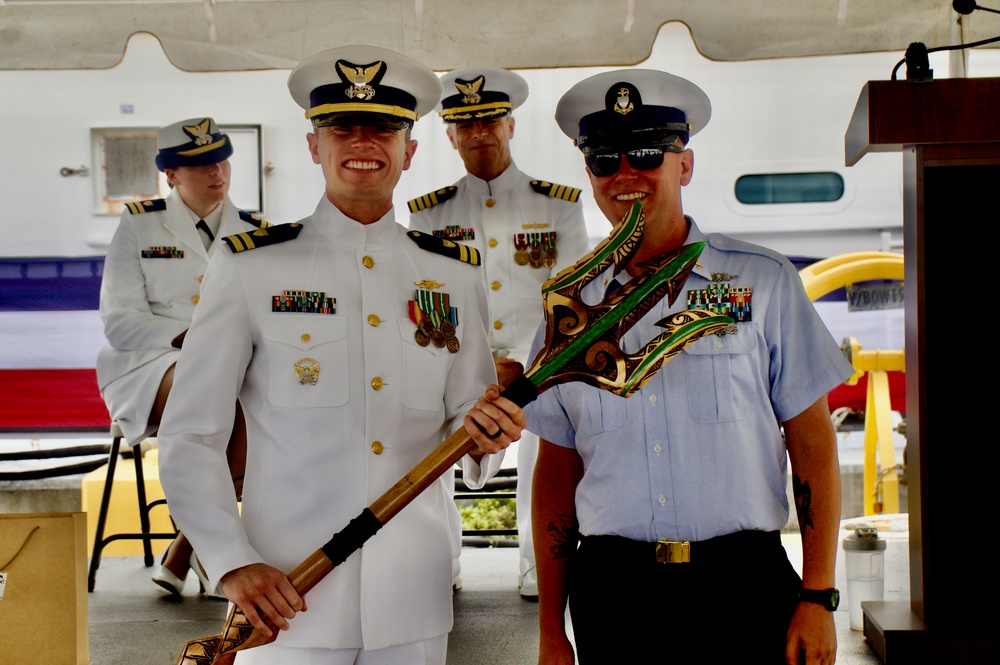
655 540 691 564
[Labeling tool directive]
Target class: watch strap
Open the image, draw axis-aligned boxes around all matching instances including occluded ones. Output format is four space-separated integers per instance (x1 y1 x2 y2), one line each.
799 587 840 611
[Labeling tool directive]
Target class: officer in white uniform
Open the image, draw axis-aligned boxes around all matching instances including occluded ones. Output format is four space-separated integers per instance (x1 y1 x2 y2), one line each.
96 117 261 596
97 117 263 446
407 67 590 599
157 46 526 665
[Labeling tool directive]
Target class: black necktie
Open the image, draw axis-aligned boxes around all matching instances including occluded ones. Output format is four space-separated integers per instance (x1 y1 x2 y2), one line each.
195 219 215 243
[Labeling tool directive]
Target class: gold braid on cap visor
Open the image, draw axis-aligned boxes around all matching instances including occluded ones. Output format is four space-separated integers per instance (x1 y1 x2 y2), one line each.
306 103 418 122
439 101 513 121
177 137 229 157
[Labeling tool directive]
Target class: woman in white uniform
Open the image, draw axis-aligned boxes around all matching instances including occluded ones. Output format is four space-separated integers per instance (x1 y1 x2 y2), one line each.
96 117 264 595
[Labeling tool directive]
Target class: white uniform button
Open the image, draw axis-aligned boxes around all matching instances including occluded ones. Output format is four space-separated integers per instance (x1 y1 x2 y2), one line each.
371 377 383 391
493 321 503 330
491 281 501 291
658 495 666 505
368 314 381 327
716 339 724 348
371 441 383 455
649 394 657 404
654 444 662 454
363 256 375 269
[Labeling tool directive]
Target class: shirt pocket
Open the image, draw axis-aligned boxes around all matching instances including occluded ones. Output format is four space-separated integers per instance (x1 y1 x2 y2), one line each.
399 317 452 412
260 316 349 408
142 255 199 306
680 328 758 424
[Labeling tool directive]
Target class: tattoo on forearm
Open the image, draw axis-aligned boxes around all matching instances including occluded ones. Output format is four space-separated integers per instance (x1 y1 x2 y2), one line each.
792 474 815 533
547 514 579 560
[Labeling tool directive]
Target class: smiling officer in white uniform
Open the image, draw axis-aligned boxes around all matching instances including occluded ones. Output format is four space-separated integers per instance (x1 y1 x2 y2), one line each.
157 46 526 665
407 67 590 599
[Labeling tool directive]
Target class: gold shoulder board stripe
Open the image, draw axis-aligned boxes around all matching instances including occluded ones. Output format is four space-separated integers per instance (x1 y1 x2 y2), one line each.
223 223 303 253
407 186 458 213
530 180 581 203
125 199 167 214
238 209 273 229
407 230 481 266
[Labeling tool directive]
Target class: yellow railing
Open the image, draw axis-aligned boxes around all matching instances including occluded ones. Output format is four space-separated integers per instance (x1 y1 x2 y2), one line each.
799 252 904 515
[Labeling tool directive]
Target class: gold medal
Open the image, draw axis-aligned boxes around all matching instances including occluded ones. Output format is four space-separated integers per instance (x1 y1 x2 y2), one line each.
414 329 430 346
446 337 460 353
431 328 446 348
440 320 456 338
514 250 529 265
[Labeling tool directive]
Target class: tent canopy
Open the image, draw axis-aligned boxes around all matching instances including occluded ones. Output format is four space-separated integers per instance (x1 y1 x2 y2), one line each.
0 0 996 71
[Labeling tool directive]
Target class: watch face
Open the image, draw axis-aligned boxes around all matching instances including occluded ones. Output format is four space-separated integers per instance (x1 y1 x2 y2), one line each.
829 588 841 611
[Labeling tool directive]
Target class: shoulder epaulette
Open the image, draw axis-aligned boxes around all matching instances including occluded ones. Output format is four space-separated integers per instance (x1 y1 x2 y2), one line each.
124 199 167 215
529 180 582 203
238 209 273 229
407 230 481 266
223 223 303 254
407 186 458 213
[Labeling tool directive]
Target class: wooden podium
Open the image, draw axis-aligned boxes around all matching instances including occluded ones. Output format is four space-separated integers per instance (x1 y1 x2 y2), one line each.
846 78 1000 664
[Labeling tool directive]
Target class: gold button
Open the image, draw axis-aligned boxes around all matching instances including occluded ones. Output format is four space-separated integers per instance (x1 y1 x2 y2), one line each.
368 314 381 327
371 376 383 390
488 238 498 248
197 274 205 283
363 256 375 269
493 320 503 330
191 295 200 304
301 333 311 342
371 441 383 455
491 281 501 291
485 198 496 208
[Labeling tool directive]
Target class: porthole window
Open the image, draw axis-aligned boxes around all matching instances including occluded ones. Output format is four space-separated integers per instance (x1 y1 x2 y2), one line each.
735 172 844 204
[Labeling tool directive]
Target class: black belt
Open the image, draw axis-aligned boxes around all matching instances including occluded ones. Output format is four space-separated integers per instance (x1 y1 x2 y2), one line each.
579 530 781 565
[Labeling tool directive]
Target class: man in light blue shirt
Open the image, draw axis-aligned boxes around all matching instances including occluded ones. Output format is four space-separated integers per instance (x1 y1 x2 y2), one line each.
527 69 854 664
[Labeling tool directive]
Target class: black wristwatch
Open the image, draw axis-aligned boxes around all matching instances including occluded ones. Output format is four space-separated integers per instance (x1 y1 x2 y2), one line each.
799 587 840 611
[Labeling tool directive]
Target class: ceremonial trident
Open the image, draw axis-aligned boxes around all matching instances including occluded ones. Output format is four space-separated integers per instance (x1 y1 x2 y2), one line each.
175 200 732 664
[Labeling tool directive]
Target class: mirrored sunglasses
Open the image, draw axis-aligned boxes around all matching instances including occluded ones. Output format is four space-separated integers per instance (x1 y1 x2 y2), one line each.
585 144 684 178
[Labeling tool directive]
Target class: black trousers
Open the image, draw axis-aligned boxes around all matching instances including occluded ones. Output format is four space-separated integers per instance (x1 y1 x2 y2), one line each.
569 531 801 664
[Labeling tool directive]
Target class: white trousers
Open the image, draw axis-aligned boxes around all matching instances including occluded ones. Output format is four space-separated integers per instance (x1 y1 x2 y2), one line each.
234 634 447 665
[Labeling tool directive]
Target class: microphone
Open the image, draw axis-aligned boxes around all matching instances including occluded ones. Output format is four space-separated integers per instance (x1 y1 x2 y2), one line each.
953 0 977 15
904 42 933 82
953 0 1000 14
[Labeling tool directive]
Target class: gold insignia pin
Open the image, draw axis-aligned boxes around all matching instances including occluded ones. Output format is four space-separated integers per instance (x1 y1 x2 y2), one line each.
338 61 382 100
615 87 634 116
294 358 320 385
414 280 445 290
183 118 214 146
455 76 484 105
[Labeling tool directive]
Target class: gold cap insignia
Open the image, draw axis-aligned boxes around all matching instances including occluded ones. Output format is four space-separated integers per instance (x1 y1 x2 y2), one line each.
455 75 484 105
337 60 384 100
615 87 633 116
183 118 214 146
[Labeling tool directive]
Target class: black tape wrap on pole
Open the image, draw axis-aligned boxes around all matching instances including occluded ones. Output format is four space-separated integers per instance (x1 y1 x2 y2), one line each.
500 374 540 409
321 508 383 565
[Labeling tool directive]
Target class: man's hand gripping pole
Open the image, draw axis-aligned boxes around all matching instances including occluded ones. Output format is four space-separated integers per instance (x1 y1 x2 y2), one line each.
175 200 732 664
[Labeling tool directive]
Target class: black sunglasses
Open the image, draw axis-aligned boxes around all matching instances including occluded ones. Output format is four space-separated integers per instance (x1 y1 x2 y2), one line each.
585 144 684 178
